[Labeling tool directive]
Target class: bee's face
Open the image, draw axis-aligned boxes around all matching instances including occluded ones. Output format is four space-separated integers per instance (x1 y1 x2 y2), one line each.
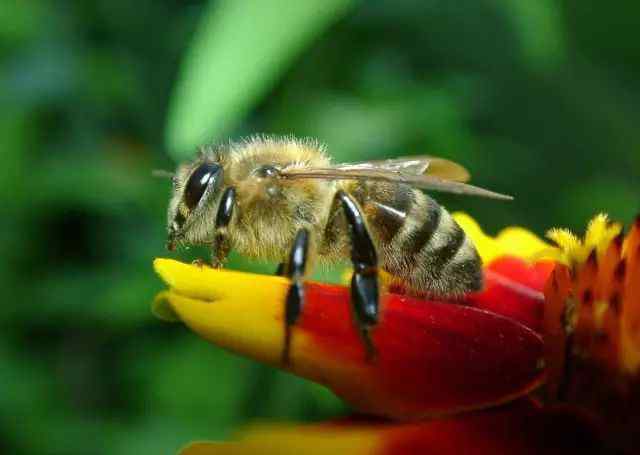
167 158 224 249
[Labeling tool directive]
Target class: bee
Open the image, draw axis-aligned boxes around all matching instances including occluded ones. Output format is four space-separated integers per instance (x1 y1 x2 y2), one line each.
165 136 512 362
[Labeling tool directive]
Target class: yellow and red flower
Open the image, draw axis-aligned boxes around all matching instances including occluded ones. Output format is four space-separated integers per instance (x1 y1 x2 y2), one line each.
179 398 600 455
544 214 640 451
153 212 639 454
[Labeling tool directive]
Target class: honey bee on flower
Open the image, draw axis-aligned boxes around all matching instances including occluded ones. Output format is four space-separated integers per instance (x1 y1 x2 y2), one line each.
163 136 512 361
154 213 640 454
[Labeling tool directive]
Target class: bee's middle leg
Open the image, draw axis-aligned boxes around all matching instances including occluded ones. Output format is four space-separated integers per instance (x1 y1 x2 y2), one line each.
336 190 379 361
211 187 236 268
281 228 311 365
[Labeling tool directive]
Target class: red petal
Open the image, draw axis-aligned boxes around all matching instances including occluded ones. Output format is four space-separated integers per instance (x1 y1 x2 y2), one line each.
181 400 605 455
380 402 602 455
298 282 544 418
155 260 544 419
466 256 555 332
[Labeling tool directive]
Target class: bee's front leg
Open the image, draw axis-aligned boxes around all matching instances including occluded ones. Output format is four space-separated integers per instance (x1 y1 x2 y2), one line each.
336 190 379 361
281 228 311 365
211 187 236 268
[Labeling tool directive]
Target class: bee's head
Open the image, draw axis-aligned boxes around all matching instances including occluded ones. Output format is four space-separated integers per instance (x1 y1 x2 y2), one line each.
167 150 224 249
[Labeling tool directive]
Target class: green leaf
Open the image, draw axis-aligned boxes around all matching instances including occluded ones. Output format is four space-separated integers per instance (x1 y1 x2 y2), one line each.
165 0 354 159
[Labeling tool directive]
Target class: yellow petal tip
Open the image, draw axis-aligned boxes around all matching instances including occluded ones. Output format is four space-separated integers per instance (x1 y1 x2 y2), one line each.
153 257 184 287
151 290 180 322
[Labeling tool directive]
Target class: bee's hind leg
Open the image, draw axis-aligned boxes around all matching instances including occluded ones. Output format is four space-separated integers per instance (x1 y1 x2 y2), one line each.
281 228 310 365
211 187 236 268
336 190 379 361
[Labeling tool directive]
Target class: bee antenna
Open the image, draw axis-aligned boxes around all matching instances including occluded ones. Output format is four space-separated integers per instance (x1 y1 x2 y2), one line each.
152 169 175 179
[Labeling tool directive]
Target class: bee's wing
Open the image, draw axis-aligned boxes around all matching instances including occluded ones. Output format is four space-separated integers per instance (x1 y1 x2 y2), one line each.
335 156 471 182
418 156 470 182
281 164 512 200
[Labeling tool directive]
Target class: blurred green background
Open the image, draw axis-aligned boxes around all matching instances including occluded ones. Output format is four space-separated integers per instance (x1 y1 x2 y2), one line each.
1 1 638 454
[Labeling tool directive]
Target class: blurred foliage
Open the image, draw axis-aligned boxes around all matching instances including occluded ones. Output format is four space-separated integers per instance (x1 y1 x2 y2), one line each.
165 0 354 156
1 0 639 454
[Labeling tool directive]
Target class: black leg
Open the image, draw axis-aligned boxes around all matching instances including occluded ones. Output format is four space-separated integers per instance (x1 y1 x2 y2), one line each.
211 187 236 268
336 190 379 361
281 228 310 365
275 262 287 276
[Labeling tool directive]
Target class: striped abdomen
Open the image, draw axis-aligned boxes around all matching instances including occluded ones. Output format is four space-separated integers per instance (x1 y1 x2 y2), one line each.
349 181 483 297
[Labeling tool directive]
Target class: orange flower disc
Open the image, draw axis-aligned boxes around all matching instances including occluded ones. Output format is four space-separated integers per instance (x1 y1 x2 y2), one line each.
543 214 640 451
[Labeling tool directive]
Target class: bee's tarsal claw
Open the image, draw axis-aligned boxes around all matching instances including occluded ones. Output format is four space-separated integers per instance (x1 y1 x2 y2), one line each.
211 186 236 267
281 229 310 366
353 270 379 361
337 190 380 362
282 280 304 366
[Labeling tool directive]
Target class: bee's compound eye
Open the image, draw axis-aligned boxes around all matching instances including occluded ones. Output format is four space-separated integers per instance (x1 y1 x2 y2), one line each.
255 165 279 178
185 163 222 210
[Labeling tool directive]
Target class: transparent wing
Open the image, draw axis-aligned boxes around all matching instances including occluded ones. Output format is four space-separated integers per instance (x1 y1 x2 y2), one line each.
330 155 471 182
420 156 470 182
281 163 512 200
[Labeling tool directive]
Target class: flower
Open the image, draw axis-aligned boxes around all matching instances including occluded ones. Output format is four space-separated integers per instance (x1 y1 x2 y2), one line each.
153 213 554 419
154 258 545 418
178 399 601 455
153 213 638 453
544 214 640 452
